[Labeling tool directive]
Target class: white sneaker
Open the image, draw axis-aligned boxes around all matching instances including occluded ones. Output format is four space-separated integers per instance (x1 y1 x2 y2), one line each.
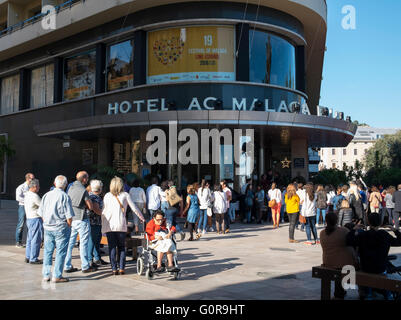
197 229 201 234
202 230 206 235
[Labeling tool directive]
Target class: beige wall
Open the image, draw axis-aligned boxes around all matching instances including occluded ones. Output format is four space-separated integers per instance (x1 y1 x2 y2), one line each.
319 141 374 170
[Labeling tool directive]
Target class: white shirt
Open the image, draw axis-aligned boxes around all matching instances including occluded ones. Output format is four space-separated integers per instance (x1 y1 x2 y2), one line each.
129 187 146 203
146 184 162 210
101 192 144 233
198 187 212 209
327 191 335 205
16 182 29 206
297 189 306 204
222 187 231 209
302 194 316 217
24 191 42 219
268 188 282 203
213 191 227 214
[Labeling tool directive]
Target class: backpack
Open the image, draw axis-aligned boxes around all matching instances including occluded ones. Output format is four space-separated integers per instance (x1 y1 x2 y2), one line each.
230 188 239 203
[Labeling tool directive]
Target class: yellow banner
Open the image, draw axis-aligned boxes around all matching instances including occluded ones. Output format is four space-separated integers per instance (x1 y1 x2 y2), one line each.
148 26 235 82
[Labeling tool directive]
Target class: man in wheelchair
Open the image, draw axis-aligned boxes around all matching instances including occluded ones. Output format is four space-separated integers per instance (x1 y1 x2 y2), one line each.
145 210 180 273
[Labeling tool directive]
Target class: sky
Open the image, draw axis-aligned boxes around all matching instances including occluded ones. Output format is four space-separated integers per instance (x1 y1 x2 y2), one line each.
320 0 401 128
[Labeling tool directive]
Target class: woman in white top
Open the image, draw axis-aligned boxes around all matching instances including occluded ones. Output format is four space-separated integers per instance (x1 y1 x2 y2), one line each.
128 179 147 234
303 184 319 245
102 177 145 275
268 182 282 229
212 184 227 234
197 179 212 235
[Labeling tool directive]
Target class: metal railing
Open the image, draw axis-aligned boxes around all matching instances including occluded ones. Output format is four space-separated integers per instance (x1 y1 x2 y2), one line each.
0 0 84 38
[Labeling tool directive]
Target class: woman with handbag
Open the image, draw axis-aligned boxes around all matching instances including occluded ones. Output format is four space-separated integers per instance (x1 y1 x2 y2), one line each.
369 186 382 214
285 184 300 243
315 185 328 226
102 177 145 275
268 182 282 228
303 184 319 245
212 184 227 234
183 184 200 241
197 180 212 235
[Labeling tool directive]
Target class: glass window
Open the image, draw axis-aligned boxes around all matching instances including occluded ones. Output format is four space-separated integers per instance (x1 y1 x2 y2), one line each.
332 149 336 155
1 74 20 115
107 40 134 91
30 64 54 108
354 149 358 156
63 50 96 101
250 30 296 89
343 149 346 155
0 133 7 193
147 26 235 83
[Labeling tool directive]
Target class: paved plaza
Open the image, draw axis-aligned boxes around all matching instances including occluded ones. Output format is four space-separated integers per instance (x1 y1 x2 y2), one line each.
1 200 401 300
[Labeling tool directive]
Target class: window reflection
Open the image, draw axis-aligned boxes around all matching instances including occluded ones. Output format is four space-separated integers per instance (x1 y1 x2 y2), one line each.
0 74 19 115
250 30 296 89
107 40 134 91
63 50 96 101
30 64 54 108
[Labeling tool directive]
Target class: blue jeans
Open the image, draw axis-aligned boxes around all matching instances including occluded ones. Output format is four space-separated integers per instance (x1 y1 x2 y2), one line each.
305 216 318 241
224 210 231 229
165 207 182 233
64 219 91 271
316 208 326 225
16 205 26 244
106 232 126 271
25 218 44 262
42 226 71 279
198 209 208 232
246 208 252 223
88 224 102 262
228 205 236 222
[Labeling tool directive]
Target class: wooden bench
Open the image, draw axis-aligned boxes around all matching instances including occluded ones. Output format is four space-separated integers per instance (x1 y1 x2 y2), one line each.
312 265 401 300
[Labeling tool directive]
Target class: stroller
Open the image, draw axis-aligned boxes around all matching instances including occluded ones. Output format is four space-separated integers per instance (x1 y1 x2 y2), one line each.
136 226 181 280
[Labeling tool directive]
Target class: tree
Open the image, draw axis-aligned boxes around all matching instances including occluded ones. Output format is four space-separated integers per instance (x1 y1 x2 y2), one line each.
343 160 364 181
364 130 401 171
312 169 348 187
352 120 369 127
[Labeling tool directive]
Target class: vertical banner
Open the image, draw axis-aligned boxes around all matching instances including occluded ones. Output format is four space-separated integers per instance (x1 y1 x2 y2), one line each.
148 26 235 83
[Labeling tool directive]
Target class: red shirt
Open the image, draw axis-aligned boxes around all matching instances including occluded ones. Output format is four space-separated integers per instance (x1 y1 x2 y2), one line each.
145 219 176 241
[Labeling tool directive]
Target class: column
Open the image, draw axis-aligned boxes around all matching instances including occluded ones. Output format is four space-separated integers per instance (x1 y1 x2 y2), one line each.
95 43 106 94
291 138 309 181
97 138 112 167
259 129 265 177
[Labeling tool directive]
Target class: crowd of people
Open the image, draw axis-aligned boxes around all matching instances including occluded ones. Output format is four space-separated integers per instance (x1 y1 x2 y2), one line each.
13 171 401 293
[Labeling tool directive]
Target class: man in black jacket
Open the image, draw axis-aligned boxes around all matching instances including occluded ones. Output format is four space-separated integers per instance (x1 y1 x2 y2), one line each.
392 184 401 230
346 214 401 299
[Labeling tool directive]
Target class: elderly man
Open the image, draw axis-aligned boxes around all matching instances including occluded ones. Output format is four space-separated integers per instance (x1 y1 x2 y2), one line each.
38 176 74 283
24 179 43 264
15 173 35 248
64 171 95 273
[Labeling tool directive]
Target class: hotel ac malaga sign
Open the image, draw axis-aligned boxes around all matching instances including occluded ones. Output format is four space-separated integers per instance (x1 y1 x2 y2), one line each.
107 97 311 115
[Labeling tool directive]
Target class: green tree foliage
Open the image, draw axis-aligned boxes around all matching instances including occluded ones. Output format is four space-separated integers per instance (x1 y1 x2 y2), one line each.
365 130 401 170
312 169 348 187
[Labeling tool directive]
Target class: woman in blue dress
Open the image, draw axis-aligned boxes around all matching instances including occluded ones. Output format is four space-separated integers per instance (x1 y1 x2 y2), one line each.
183 184 200 241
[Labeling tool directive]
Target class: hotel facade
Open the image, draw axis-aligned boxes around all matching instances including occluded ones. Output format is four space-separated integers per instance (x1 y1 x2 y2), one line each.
0 0 356 197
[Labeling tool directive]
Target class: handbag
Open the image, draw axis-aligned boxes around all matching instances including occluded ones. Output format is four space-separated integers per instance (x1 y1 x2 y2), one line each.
299 214 306 224
166 187 182 207
268 199 277 208
207 207 213 217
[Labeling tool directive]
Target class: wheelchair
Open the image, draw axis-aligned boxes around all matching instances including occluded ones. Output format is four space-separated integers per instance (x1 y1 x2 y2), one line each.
136 230 181 280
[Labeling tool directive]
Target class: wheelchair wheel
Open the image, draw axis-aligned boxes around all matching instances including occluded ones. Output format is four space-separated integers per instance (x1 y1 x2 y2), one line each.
137 257 144 276
146 269 154 280
173 271 180 280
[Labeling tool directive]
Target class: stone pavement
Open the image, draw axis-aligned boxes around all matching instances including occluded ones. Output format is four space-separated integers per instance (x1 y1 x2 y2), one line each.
1 200 401 300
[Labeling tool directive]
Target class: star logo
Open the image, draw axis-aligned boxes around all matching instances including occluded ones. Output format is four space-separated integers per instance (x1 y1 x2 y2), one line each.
281 157 291 168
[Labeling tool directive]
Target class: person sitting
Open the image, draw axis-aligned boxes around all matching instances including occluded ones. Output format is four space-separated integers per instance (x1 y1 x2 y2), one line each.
337 200 354 227
320 211 358 299
346 213 401 300
145 210 180 273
